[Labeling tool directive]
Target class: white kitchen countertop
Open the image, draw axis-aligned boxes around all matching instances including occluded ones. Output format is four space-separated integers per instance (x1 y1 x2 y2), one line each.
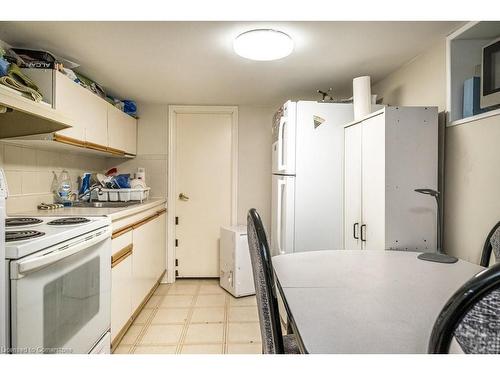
11 198 166 221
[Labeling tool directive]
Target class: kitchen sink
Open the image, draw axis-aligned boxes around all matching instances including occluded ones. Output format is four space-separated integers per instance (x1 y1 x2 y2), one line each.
72 201 141 208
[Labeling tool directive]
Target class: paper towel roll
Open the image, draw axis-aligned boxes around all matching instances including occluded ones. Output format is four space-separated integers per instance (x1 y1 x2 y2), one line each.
353 76 372 121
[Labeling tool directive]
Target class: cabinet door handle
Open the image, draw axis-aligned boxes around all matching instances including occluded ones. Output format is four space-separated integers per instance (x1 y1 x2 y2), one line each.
361 224 367 242
353 223 359 239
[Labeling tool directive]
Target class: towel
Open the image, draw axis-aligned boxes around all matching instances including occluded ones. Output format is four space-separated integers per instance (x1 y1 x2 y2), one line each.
0 75 43 102
0 63 43 102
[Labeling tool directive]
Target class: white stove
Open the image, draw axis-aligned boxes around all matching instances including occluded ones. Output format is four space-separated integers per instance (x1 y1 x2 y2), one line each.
4 214 112 354
5 216 111 259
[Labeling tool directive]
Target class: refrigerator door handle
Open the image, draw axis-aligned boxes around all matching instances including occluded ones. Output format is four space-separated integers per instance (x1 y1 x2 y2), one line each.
277 117 286 171
353 223 359 240
276 178 286 254
360 224 367 242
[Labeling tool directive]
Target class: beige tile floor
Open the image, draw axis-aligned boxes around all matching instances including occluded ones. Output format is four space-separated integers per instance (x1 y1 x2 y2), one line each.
114 279 263 354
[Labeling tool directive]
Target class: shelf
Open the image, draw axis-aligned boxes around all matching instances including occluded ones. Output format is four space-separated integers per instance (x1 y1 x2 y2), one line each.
0 84 72 138
447 107 500 127
446 21 500 124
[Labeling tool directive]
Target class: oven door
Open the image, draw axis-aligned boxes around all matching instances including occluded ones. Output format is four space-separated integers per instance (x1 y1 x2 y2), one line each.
9 227 111 354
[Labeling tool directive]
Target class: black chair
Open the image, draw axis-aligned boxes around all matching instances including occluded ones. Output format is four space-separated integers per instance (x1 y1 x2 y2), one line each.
246 208 300 354
480 221 500 267
428 262 500 354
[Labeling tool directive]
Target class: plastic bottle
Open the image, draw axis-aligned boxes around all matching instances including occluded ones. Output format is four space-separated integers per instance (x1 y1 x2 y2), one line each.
58 170 72 206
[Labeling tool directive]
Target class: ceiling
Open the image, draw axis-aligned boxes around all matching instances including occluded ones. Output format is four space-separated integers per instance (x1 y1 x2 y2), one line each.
0 21 462 106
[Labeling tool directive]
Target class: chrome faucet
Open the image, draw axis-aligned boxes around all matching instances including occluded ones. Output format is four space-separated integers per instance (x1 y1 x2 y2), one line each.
79 184 103 203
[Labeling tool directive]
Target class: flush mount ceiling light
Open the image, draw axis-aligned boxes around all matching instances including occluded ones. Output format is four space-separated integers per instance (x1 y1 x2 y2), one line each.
233 29 294 61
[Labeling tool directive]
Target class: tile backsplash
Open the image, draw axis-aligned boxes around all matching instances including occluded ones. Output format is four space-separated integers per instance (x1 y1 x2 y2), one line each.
0 142 108 214
107 154 167 199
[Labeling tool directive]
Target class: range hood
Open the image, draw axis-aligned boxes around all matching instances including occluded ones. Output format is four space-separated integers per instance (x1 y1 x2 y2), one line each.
0 84 71 138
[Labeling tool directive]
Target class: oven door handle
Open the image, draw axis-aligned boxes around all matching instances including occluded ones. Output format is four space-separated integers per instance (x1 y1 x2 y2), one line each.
16 228 111 277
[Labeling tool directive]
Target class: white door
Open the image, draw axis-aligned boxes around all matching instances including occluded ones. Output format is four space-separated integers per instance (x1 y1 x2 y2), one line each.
361 114 386 250
175 112 234 277
344 123 363 250
271 174 295 256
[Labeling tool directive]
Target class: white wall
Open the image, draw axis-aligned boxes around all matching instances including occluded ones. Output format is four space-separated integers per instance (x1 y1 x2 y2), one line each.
372 38 500 264
108 103 168 198
0 143 108 214
112 103 275 231
372 40 447 111
237 105 275 230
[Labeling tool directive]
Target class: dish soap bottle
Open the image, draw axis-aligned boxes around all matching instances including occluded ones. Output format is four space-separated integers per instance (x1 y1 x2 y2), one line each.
57 170 73 206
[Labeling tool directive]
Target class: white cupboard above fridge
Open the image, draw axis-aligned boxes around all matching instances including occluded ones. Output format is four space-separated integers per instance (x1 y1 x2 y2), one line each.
343 106 439 252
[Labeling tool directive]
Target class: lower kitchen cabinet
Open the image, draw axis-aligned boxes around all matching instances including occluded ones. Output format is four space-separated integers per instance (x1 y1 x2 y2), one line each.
156 211 167 279
131 214 160 312
110 205 167 347
111 251 133 342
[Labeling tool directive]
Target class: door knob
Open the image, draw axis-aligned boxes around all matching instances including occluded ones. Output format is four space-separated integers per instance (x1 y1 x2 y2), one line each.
178 193 190 201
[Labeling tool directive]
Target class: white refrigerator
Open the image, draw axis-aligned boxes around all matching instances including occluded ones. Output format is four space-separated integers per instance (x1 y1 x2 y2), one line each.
271 101 355 255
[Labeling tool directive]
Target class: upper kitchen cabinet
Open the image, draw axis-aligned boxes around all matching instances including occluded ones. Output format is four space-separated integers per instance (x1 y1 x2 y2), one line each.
108 104 137 156
18 69 137 157
53 70 107 145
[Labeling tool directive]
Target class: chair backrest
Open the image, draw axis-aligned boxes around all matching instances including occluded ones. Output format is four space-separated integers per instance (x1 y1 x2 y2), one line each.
247 208 285 354
428 262 500 354
480 221 500 267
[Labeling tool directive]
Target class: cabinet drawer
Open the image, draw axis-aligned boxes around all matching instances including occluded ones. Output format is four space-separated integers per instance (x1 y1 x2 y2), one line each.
112 229 133 256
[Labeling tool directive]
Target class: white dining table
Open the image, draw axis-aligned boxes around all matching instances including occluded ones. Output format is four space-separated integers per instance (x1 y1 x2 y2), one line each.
272 250 484 354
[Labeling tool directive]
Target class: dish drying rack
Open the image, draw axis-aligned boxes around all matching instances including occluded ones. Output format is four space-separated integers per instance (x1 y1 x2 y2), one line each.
90 187 150 203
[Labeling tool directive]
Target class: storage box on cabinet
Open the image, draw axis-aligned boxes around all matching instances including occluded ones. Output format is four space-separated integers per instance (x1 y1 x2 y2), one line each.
343 107 439 252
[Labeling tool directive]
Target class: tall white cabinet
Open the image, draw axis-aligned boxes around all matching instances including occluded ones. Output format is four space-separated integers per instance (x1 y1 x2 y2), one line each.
344 106 438 252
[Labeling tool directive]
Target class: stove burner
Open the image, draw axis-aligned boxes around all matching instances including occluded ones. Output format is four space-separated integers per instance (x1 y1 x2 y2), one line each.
6 230 45 242
47 217 91 226
6 218 44 227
